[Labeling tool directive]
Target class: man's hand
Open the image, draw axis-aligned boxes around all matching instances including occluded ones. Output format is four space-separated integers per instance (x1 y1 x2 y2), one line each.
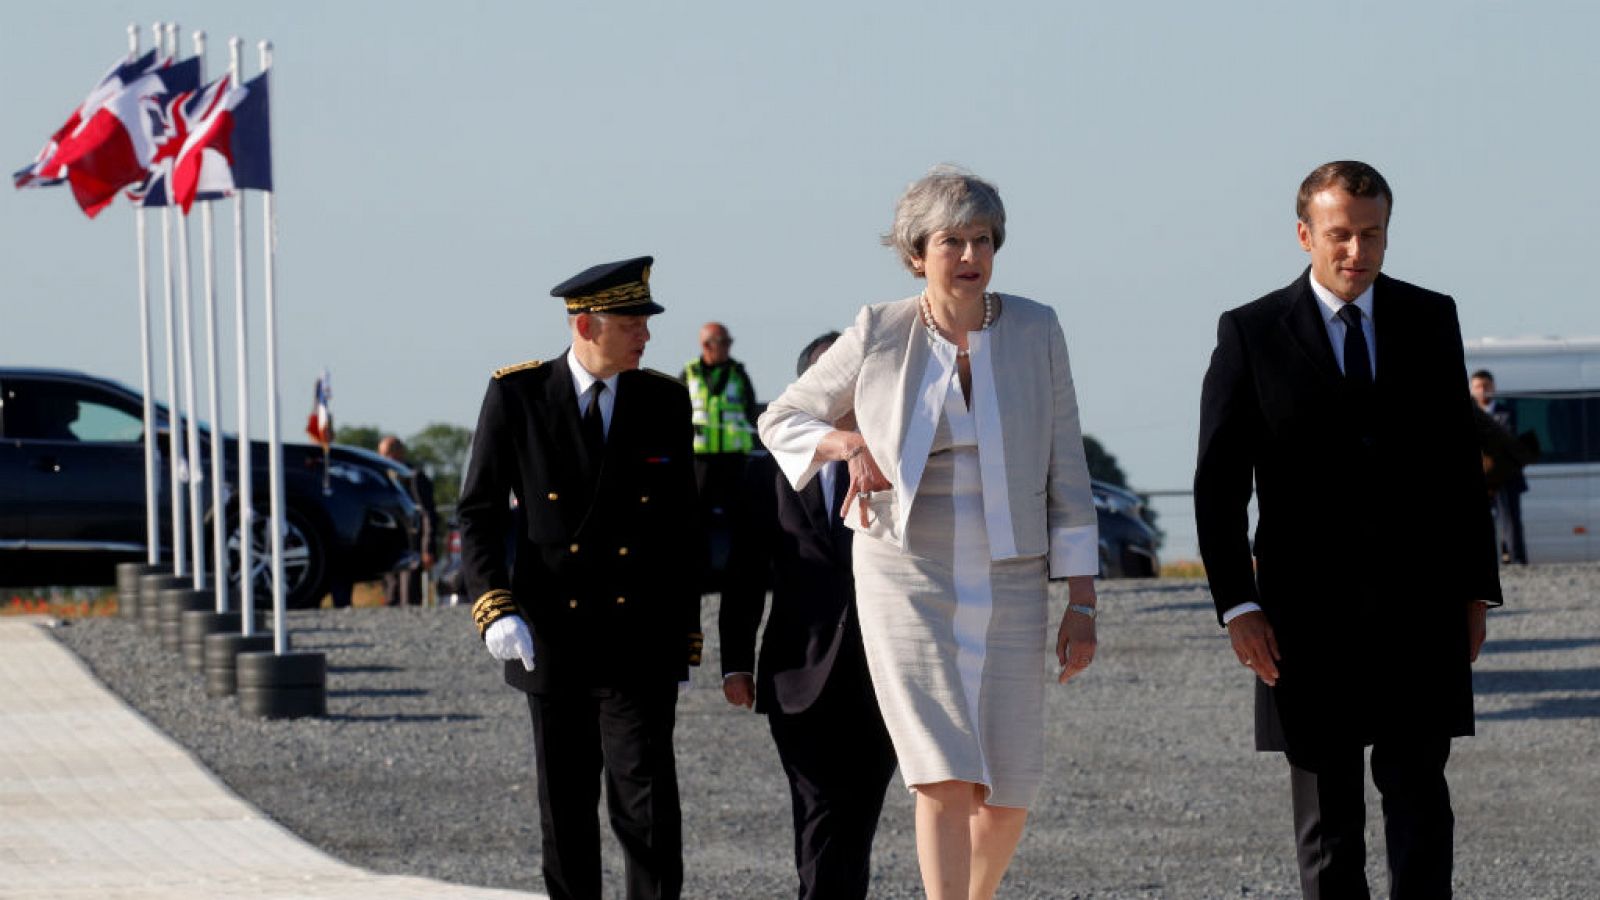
1468 600 1489 662
723 673 755 709
484 615 536 672
1226 610 1280 686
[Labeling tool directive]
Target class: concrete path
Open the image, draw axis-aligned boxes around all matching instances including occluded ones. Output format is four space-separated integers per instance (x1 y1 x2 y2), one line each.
0 618 545 900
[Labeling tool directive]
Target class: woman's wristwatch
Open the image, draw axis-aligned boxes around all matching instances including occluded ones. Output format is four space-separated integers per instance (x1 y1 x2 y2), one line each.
1066 604 1098 620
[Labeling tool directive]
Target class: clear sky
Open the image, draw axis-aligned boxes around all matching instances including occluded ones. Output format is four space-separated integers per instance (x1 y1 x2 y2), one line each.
5 2 1597 555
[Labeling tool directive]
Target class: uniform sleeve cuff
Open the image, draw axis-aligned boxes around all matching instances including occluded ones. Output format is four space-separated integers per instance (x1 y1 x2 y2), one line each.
472 589 517 637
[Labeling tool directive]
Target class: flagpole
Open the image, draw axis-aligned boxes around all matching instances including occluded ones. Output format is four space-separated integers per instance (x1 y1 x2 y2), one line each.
259 40 287 653
130 23 159 567
174 31 207 591
230 36 255 633
158 21 187 580
194 29 229 610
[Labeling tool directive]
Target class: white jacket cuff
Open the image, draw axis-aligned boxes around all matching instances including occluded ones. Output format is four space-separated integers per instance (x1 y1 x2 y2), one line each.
1048 524 1099 578
767 418 834 491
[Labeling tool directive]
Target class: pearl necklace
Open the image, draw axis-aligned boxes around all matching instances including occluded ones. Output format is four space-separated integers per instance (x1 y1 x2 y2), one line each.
920 291 996 357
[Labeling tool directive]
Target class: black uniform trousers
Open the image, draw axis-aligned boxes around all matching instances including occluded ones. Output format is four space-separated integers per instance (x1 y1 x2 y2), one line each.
765 645 897 900
527 685 682 900
1287 738 1453 900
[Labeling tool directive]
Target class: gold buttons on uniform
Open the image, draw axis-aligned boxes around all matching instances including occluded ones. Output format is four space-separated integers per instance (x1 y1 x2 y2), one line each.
618 547 629 556
547 492 559 501
569 543 580 553
568 599 578 608
616 596 626 605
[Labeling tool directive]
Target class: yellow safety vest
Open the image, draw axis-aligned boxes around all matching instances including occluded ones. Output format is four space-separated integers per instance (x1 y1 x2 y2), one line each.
683 359 755 454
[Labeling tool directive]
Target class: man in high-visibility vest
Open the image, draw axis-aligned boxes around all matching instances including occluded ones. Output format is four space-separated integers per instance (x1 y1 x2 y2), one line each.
683 322 758 579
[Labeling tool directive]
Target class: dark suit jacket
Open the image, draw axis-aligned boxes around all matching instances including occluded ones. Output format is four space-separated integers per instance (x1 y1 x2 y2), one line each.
459 352 702 694
720 454 863 716
1195 270 1502 753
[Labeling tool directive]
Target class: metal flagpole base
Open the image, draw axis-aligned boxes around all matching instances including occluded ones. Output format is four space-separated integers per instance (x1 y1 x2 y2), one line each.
158 589 214 653
117 562 166 619
139 574 188 635
236 651 326 719
204 632 278 697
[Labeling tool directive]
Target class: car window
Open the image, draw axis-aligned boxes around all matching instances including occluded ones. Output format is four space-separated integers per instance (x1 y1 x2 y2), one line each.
2 379 144 443
1498 394 1588 464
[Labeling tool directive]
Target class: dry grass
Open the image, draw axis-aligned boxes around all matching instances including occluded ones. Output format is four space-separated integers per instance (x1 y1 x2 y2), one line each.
1159 558 1207 579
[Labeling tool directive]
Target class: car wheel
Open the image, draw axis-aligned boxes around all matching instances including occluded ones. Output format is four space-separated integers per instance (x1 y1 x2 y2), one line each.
226 507 330 610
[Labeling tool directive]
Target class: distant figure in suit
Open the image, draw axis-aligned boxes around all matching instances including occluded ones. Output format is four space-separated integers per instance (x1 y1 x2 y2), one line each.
378 435 437 606
720 331 896 900
458 256 702 900
1470 370 1530 564
1195 161 1502 899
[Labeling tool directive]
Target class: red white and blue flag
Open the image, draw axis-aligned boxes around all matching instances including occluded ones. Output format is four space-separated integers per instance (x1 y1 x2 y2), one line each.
13 52 200 217
136 70 272 214
306 370 334 448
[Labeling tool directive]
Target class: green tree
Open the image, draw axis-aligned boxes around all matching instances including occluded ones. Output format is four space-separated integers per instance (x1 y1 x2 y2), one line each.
1082 435 1128 487
407 422 474 511
337 424 383 452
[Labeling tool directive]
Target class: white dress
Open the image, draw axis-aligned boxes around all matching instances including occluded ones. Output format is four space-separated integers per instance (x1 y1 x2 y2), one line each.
851 369 1049 808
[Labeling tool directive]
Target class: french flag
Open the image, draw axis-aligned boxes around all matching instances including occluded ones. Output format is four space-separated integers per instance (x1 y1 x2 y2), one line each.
306 370 333 448
166 70 273 214
14 53 200 217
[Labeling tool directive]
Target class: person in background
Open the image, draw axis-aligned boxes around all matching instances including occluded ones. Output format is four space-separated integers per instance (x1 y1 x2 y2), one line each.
720 330 896 900
683 321 758 531
759 166 1101 900
458 255 702 900
1470 369 1530 564
378 435 437 606
1195 160 1501 899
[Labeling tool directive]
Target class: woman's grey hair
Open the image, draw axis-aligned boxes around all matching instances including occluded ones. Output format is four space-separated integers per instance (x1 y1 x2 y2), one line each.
882 165 1006 276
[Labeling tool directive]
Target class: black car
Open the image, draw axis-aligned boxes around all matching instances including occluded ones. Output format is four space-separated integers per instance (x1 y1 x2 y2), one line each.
0 367 420 608
1092 480 1160 578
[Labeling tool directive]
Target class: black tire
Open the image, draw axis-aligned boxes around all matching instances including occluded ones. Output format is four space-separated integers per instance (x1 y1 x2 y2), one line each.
223 506 331 610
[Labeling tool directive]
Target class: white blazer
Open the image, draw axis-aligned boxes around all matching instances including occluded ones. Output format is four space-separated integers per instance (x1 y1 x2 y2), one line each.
758 293 1099 577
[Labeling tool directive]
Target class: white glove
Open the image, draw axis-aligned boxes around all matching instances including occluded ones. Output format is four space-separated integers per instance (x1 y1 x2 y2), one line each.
484 615 536 672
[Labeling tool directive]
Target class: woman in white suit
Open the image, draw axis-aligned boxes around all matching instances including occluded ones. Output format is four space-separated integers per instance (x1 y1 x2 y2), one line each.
758 167 1101 899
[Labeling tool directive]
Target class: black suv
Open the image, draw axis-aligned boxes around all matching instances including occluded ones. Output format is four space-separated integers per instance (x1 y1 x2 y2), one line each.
1092 480 1160 578
0 368 419 607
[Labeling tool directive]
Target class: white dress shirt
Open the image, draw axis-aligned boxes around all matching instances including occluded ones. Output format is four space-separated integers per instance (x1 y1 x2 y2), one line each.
1220 276 1376 626
566 349 618 438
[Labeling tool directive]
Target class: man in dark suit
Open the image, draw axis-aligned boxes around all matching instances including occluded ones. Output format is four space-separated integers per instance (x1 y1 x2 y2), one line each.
1470 369 1530 564
458 256 702 900
1195 162 1502 899
719 331 896 900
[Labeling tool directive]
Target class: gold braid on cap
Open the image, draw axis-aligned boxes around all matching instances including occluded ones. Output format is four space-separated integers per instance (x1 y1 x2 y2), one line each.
565 265 653 313
473 589 518 637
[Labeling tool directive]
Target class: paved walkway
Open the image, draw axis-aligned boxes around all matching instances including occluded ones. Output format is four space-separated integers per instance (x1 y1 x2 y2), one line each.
0 618 545 900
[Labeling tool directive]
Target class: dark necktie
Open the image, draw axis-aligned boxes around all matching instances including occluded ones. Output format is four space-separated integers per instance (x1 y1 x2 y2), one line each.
582 381 607 454
1337 304 1372 389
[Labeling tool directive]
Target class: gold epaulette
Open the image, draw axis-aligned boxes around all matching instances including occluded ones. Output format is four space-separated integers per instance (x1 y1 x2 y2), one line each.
687 631 705 667
493 359 542 380
473 589 518 636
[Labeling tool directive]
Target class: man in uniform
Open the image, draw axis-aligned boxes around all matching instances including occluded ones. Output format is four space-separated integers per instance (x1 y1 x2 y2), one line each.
458 255 702 900
682 322 757 546
1196 161 1500 899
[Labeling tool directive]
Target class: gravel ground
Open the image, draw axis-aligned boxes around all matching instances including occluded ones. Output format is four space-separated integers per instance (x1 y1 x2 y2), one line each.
52 564 1600 899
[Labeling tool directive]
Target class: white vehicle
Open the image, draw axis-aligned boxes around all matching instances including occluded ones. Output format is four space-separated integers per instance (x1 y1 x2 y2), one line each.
1463 337 1600 562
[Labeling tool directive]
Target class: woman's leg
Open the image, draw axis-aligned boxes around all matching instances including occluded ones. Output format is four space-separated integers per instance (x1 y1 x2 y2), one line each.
968 803 1028 899
914 780 978 899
